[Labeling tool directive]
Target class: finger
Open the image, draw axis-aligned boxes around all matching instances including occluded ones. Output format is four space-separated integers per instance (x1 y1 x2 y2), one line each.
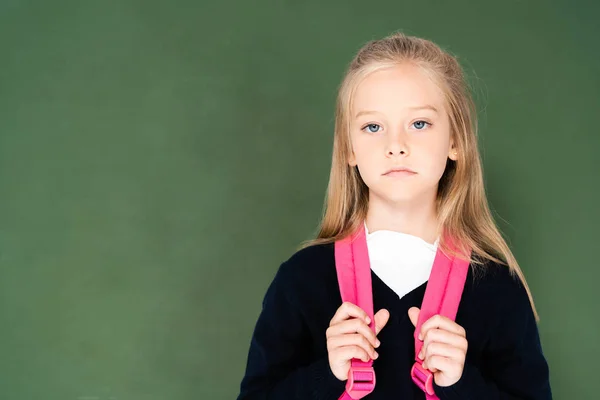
420 314 466 341
327 318 379 348
421 342 465 363
330 302 371 327
327 333 378 359
374 308 390 335
420 328 468 359
408 307 420 328
423 355 457 374
334 345 372 363
423 360 439 373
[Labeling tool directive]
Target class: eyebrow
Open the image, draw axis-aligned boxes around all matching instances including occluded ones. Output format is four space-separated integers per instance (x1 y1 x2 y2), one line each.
354 105 440 119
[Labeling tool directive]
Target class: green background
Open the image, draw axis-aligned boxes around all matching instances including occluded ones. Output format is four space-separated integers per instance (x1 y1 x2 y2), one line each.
1 1 597 399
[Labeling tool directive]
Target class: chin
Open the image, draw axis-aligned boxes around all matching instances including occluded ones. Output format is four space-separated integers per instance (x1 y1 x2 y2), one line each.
371 190 418 205
386 195 418 205
369 183 433 205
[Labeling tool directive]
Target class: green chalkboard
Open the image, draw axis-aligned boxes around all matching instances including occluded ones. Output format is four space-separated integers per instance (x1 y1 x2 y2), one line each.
0 1 598 399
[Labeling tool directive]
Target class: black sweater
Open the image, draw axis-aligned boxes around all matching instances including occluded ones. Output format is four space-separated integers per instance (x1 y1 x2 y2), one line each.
237 241 552 399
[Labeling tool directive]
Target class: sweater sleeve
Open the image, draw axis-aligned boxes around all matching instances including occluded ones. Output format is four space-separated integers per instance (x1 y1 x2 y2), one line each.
433 271 552 399
237 261 346 400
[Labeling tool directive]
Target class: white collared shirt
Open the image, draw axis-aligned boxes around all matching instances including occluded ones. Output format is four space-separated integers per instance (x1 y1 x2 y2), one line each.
365 221 439 300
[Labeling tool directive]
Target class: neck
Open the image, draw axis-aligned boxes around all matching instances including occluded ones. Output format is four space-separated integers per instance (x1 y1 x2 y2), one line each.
365 192 440 245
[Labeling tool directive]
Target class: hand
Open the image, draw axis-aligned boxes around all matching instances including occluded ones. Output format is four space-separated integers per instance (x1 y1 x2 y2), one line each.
408 307 468 387
326 302 390 381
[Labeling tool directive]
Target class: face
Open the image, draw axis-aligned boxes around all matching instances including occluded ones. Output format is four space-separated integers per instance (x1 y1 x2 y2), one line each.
348 63 457 206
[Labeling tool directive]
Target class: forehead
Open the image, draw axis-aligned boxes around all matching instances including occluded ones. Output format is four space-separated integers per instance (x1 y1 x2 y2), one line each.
352 64 446 116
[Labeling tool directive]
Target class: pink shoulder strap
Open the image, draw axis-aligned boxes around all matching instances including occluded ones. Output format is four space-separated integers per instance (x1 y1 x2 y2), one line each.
335 225 376 400
334 224 471 399
410 235 470 399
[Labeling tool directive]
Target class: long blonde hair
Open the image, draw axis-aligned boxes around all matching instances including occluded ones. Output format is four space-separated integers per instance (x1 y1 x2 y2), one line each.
298 31 539 320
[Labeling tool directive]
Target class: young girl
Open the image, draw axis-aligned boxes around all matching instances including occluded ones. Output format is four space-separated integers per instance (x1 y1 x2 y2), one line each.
237 32 552 399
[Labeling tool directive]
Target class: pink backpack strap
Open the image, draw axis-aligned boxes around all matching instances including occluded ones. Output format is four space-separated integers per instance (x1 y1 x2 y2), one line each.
335 225 376 400
335 225 471 399
411 236 471 399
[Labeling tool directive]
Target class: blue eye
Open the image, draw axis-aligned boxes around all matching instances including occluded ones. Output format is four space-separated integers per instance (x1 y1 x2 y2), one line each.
363 123 381 133
413 120 431 130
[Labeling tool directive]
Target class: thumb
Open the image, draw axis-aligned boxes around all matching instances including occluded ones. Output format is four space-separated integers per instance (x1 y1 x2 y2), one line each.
408 306 420 328
374 309 390 335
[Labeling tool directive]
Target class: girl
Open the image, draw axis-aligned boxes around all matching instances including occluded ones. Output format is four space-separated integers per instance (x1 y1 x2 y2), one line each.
237 32 552 399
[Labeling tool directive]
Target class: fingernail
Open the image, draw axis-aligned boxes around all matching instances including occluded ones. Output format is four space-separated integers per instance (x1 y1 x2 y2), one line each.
373 351 378 359
375 339 381 347
418 351 423 360
365 317 371 324
418 333 423 341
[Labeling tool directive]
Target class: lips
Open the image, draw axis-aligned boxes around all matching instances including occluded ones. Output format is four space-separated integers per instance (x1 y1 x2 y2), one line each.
384 167 416 175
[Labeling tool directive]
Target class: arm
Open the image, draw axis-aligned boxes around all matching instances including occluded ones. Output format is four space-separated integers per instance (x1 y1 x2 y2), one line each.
434 274 552 399
237 261 346 400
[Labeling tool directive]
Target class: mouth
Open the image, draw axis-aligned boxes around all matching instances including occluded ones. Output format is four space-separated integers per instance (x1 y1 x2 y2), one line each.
383 167 417 176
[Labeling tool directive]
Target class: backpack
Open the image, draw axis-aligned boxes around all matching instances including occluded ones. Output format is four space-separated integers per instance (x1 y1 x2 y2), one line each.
334 224 471 399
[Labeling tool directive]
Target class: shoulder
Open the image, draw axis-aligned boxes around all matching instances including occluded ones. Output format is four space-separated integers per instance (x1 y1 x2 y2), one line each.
467 259 535 321
286 241 336 271
275 241 335 278
268 242 337 301
470 260 528 297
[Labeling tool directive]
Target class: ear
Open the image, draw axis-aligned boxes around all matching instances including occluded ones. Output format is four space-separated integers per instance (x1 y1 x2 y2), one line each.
448 142 458 161
348 152 357 167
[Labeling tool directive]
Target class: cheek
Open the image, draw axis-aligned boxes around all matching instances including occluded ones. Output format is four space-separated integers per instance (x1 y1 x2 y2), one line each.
432 152 451 176
416 146 450 182
353 146 381 186
353 136 379 163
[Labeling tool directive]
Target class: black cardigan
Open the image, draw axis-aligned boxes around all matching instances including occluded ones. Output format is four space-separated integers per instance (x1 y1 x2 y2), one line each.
237 242 552 399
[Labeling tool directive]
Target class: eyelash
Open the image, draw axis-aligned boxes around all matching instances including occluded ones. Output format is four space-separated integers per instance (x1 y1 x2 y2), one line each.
361 120 432 133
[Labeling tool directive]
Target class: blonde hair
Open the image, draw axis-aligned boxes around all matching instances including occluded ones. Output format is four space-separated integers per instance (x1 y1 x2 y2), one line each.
298 31 539 320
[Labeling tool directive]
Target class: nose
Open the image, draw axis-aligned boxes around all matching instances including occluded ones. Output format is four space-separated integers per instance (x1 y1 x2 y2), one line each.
385 130 409 157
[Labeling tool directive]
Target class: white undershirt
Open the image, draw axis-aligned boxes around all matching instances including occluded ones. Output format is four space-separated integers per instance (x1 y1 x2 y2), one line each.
365 221 439 300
